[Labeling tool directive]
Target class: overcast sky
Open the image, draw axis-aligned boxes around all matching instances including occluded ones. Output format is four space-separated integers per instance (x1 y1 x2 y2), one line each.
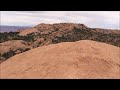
1 11 120 29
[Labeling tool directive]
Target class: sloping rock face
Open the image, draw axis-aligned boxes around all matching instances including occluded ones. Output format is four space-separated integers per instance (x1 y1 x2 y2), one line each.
0 40 120 79
18 28 39 36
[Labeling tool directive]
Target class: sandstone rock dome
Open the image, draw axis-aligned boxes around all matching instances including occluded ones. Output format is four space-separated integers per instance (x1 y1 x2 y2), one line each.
0 40 120 79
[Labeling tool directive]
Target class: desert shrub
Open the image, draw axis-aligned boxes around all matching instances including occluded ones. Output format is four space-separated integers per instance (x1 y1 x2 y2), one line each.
2 50 16 59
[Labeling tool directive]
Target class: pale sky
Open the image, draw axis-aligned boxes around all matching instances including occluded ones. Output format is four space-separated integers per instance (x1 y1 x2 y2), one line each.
0 11 120 29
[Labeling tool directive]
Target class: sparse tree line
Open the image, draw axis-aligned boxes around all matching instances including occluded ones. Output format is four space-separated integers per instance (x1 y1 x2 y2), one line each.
0 32 36 43
51 29 120 47
0 29 120 47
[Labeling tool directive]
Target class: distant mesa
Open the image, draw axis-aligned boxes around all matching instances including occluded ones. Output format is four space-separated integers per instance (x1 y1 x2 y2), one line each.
17 23 120 36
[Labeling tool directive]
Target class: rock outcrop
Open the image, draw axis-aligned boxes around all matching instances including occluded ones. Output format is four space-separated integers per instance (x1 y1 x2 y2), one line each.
0 40 120 79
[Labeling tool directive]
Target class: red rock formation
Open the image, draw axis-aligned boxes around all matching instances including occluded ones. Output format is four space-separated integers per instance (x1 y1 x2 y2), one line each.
0 40 120 79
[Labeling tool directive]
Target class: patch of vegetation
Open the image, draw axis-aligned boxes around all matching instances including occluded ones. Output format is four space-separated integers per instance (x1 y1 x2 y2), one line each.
0 32 19 43
2 50 16 59
51 28 120 47
0 48 30 60
0 32 39 43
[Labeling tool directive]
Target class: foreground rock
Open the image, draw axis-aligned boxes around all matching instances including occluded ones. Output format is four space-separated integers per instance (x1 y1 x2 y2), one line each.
0 40 120 79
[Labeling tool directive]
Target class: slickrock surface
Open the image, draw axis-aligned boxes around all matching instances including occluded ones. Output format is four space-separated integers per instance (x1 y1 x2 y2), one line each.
0 40 120 79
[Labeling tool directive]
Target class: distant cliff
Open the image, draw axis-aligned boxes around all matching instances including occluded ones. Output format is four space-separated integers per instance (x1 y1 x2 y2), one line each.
0 25 30 32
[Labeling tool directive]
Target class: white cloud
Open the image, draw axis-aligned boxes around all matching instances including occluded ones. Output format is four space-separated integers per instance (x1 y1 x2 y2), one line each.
0 11 119 29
